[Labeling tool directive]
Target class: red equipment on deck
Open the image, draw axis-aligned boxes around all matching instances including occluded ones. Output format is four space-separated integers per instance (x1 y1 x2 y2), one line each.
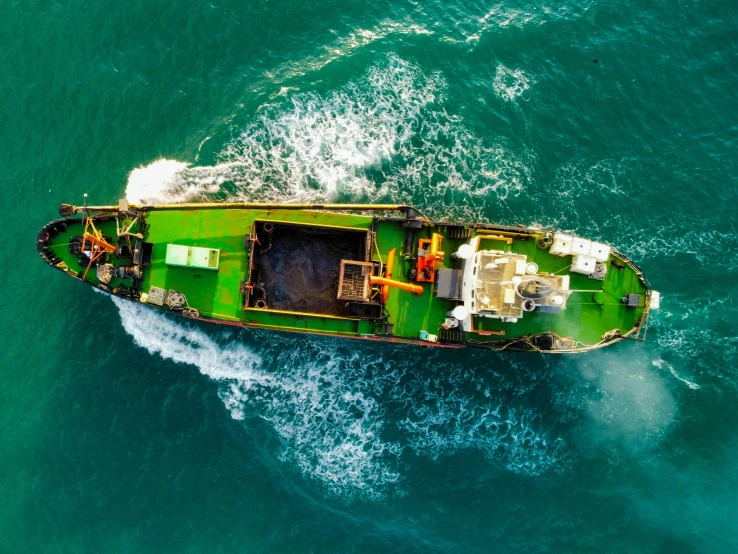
416 233 444 282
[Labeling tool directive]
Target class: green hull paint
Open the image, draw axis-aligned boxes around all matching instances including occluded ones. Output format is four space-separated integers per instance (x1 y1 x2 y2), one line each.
37 203 653 352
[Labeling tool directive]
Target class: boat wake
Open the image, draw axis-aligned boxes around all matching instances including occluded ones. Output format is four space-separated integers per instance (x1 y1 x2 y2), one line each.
112 52 695 500
113 297 564 499
125 55 532 218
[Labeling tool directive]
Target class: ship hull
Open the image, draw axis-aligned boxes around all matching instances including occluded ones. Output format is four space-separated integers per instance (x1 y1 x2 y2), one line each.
37 202 655 353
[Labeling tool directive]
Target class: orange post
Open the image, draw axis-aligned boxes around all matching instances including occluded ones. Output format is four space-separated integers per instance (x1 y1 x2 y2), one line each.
370 276 423 295
430 233 444 257
381 248 396 303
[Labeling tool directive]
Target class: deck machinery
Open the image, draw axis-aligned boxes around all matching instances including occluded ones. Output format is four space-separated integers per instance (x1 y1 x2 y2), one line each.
37 201 659 352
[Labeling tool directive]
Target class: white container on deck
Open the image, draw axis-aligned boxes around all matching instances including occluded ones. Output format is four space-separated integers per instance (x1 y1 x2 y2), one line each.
589 242 611 263
571 254 597 275
165 244 220 271
571 238 592 256
550 233 574 256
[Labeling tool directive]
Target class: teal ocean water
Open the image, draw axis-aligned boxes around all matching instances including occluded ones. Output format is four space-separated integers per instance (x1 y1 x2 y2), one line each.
3 0 738 551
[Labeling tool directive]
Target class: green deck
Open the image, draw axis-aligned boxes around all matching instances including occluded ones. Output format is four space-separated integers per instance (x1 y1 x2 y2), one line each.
40 205 648 351
469 237 644 345
374 220 465 337
141 209 375 335
373 221 644 346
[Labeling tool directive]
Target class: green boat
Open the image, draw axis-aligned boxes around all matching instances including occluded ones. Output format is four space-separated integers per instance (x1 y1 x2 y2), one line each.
36 200 659 353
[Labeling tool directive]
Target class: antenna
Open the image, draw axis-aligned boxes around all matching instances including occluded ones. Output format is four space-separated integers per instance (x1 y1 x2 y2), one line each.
83 193 89 217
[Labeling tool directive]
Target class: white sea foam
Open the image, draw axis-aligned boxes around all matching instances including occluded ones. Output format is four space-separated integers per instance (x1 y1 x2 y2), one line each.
112 298 402 498
652 311 738 380
394 361 565 476
125 159 239 205
112 296 269 389
399 401 564 475
460 2 597 43
256 346 405 498
124 56 532 217
126 159 190 204
536 159 636 235
112 296 565 496
219 55 530 208
493 65 533 103
265 21 434 87
553 159 631 200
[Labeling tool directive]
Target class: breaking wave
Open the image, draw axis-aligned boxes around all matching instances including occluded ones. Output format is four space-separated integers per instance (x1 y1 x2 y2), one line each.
125 55 532 217
126 159 192 205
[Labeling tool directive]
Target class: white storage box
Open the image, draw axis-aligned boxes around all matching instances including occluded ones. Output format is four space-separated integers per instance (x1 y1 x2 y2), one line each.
589 242 611 263
571 255 597 275
550 233 573 256
571 237 592 256
166 244 220 271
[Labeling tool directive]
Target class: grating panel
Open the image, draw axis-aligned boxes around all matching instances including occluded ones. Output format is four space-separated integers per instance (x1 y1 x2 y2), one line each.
148 286 167 306
337 260 374 301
